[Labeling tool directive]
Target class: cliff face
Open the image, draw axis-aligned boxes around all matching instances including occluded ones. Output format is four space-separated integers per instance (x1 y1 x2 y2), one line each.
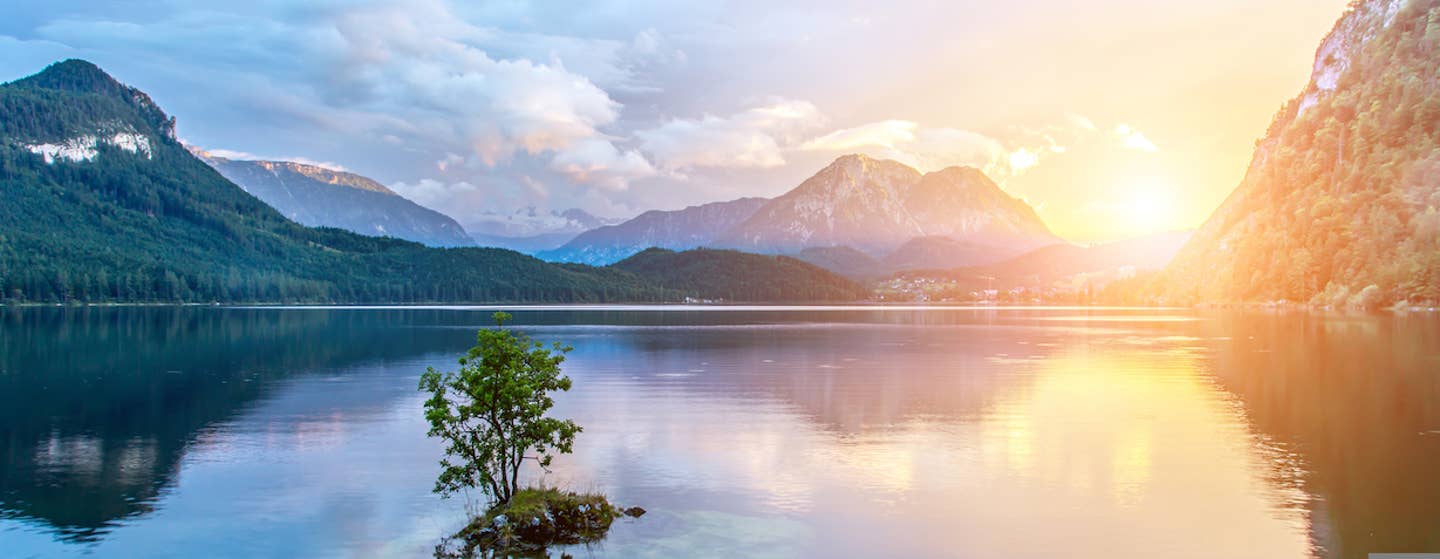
1158 0 1440 305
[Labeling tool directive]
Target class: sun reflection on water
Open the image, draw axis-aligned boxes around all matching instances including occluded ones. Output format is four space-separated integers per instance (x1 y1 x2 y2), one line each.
5 307 1436 558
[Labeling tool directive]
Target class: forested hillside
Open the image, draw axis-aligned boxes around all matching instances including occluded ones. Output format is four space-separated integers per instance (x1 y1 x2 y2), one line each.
1153 0 1440 306
612 248 870 302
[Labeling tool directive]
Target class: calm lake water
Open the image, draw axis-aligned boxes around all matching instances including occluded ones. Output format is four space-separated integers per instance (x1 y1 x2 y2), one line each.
1 306 1438 558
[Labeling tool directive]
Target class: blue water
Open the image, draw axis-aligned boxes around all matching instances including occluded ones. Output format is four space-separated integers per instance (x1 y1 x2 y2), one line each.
2 306 1437 558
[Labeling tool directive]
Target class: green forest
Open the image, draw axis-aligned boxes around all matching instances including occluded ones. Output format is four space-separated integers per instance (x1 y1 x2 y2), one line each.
613 248 871 302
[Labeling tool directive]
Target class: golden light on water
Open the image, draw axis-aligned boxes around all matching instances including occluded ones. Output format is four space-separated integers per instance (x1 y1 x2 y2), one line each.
962 344 1311 557
549 321 1324 558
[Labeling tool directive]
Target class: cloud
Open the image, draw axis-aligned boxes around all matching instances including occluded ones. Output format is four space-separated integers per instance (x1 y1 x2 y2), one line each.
626 27 687 67
907 128 1010 173
390 178 480 210
549 138 657 190
801 121 1017 177
323 0 627 165
636 98 822 171
435 152 465 172
800 120 917 152
796 116 1169 180
1008 148 1040 173
8 0 1193 236
455 25 682 95
1115 124 1159 152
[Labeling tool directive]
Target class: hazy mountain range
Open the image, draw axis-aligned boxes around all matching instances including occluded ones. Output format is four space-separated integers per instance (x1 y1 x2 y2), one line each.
902 230 1194 290
542 154 1062 270
198 154 475 247
539 197 768 265
468 207 625 254
199 150 633 254
201 148 1074 274
193 141 1174 279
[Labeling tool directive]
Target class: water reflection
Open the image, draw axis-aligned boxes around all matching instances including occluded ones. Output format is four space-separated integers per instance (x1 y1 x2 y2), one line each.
539 316 1316 558
0 307 474 541
0 307 1435 558
1199 312 1440 558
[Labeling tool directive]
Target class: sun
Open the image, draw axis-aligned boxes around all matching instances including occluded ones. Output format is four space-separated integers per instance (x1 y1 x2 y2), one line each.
1116 176 1179 236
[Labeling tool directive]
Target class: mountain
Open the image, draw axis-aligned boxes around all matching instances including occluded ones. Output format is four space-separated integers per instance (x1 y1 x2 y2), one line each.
198 154 474 247
1154 0 1440 306
539 197 769 265
878 236 1024 273
0 59 670 303
611 248 869 302
716 155 1059 256
545 156 1056 270
468 208 624 254
896 230 1193 295
556 208 620 231
470 231 581 254
468 207 618 237
791 238 1023 280
951 230 1191 282
1091 230 1194 270
791 246 883 279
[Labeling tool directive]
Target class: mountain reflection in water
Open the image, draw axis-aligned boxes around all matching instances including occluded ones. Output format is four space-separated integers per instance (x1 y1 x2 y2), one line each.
0 306 1436 558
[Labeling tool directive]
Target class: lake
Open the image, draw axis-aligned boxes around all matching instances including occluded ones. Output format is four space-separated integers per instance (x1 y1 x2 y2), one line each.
1 306 1438 558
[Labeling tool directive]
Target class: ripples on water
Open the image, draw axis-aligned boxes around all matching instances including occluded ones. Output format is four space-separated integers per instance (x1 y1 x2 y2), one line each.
0 306 1437 558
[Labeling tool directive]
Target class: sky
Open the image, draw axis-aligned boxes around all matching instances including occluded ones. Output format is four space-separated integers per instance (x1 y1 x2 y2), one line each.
1 0 1351 242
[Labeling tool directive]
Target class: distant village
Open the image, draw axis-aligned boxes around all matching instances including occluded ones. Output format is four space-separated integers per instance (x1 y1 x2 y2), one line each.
872 265 1140 304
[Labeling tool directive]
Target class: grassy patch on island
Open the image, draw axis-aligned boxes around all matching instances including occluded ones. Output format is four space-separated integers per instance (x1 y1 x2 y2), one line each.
437 487 644 558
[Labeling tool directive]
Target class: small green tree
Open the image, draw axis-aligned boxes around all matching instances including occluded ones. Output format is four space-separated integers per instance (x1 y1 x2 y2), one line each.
419 311 581 505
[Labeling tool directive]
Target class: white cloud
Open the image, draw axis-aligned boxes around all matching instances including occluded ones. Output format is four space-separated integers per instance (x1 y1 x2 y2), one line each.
1115 124 1159 152
464 26 682 94
636 99 822 171
549 138 657 190
390 178 479 209
800 120 917 152
325 0 625 165
316 0 683 192
908 128 1009 173
1008 148 1040 173
800 121 1016 177
435 152 465 172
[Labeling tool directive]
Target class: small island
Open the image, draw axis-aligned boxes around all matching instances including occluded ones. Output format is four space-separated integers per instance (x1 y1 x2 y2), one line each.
438 487 645 558
420 312 642 558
